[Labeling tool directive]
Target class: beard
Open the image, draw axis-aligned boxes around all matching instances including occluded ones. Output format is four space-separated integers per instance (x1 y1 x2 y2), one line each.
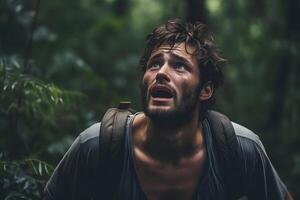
141 81 201 127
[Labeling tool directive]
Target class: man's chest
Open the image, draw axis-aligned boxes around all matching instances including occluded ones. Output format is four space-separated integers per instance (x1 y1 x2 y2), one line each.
133 147 206 200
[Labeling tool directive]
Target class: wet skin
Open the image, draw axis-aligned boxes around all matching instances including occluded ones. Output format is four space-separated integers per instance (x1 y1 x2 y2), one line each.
132 43 212 200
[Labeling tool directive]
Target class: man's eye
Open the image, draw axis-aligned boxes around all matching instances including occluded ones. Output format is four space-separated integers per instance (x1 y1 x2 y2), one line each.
174 63 186 71
148 62 161 69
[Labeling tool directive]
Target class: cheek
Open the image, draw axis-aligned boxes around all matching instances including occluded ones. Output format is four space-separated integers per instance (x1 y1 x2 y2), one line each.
140 73 152 94
141 75 148 87
142 72 154 86
177 76 201 93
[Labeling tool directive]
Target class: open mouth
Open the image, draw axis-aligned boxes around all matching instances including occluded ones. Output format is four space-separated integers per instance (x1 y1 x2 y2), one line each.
150 85 173 99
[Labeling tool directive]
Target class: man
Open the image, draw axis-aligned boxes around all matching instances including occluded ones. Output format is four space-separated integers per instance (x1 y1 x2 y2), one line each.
44 19 293 199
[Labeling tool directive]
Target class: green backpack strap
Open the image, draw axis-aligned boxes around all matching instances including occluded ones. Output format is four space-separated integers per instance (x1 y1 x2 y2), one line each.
97 102 134 198
206 110 242 198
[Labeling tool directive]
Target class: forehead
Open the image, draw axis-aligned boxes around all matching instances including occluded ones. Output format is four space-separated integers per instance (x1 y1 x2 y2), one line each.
150 43 197 62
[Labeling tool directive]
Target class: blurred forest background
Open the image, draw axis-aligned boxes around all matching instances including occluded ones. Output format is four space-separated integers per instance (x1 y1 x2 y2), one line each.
0 0 299 199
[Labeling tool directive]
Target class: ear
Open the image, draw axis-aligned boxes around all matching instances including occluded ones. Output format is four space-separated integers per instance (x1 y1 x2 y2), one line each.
199 82 214 101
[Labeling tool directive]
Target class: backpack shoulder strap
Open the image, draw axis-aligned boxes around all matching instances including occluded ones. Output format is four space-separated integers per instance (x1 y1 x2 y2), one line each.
206 110 241 198
206 110 237 158
97 102 134 198
99 103 132 167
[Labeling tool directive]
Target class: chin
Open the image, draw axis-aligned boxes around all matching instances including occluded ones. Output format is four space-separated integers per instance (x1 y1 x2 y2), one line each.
146 107 173 116
144 106 186 126
145 104 170 115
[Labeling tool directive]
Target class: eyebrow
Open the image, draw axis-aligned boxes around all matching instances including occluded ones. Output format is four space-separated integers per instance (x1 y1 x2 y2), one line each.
148 52 193 66
149 53 162 59
169 53 192 66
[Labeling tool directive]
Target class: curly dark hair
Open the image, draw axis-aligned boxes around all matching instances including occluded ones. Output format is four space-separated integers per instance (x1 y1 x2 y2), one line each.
139 19 226 116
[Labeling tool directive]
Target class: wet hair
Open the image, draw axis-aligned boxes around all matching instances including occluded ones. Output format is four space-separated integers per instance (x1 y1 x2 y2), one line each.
139 19 226 116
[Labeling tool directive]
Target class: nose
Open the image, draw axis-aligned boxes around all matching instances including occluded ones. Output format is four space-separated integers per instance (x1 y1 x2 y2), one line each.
155 63 171 83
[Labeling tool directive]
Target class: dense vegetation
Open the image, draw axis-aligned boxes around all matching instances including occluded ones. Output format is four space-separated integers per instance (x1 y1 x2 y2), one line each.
1 0 299 199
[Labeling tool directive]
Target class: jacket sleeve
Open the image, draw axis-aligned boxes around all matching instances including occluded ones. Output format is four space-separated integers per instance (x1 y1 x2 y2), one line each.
233 123 289 200
44 123 100 200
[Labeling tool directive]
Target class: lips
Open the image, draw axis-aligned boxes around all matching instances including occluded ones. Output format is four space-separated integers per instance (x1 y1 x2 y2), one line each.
150 85 174 99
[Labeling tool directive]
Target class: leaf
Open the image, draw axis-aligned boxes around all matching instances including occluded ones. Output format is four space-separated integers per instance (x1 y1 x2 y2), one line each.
11 81 18 90
38 161 42 176
30 161 38 175
11 58 21 69
44 164 49 174
3 163 7 171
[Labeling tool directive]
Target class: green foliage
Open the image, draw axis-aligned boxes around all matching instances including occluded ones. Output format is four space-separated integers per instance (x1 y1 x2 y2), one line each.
0 56 82 121
0 153 54 200
0 56 85 157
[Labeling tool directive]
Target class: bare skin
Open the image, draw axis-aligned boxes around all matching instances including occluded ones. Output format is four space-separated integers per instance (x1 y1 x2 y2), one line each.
132 43 213 200
132 113 206 200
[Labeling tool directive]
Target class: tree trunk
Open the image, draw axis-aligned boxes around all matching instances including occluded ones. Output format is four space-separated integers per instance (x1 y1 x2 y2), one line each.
264 0 299 130
114 0 129 16
186 0 206 23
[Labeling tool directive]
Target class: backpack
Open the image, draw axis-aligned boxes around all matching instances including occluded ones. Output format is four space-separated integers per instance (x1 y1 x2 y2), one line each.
97 102 240 198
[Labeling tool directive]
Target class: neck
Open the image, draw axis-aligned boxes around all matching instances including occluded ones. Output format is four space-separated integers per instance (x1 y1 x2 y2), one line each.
133 111 204 164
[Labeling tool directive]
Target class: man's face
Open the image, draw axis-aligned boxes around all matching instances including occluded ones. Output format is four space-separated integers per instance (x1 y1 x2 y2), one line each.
141 43 201 125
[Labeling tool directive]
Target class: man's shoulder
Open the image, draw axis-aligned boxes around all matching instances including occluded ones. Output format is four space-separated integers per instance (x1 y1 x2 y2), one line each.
231 121 267 155
231 122 260 143
78 122 100 143
72 122 101 156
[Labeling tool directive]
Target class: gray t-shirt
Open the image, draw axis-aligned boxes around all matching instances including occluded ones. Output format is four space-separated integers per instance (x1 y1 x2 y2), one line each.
44 115 288 199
